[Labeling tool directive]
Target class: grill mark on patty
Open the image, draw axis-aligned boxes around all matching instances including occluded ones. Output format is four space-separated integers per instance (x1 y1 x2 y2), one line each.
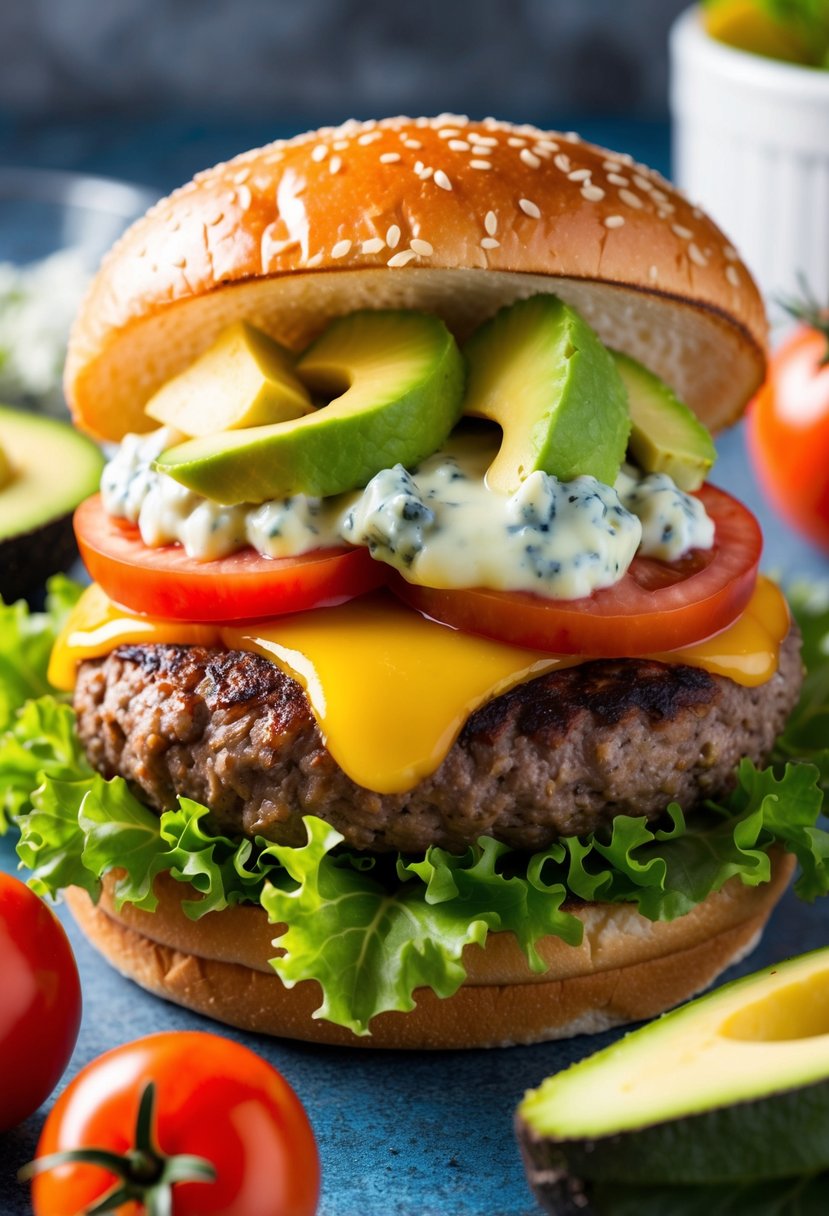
463 660 717 744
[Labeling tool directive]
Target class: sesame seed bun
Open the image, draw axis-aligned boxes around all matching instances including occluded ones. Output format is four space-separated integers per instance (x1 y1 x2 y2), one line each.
65 115 766 443
64 852 793 1049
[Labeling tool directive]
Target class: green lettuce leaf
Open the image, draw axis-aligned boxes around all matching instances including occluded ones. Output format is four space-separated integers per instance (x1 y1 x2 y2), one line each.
7 696 828 1033
0 573 82 831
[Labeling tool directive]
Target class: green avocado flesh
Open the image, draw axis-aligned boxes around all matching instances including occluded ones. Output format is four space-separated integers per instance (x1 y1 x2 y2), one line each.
155 310 465 504
613 350 717 491
0 405 103 542
463 295 630 491
517 948 829 1195
145 320 313 436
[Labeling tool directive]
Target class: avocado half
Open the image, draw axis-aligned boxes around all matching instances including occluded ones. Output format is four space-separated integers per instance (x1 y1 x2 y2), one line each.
516 948 829 1212
0 405 103 603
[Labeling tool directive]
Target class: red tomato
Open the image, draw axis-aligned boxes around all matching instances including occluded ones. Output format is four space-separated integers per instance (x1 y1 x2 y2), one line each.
74 494 386 621
30 1032 320 1216
393 484 761 655
747 321 829 551
0 874 81 1131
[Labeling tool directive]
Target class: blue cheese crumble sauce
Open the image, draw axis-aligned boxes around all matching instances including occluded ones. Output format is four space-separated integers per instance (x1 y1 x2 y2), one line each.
100 427 714 601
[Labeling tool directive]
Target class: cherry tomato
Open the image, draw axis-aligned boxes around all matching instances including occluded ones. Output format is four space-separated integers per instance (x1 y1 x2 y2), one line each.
393 484 761 655
0 873 81 1131
30 1032 320 1216
748 321 829 552
74 494 386 621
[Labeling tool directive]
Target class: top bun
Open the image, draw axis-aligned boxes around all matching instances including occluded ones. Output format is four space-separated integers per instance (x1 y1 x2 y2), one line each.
65 115 766 442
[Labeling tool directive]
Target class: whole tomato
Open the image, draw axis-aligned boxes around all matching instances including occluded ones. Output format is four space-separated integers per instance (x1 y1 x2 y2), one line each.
748 310 829 551
27 1031 320 1216
0 872 81 1131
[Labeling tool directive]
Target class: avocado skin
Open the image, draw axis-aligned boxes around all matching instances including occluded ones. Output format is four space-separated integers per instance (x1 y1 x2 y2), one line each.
516 1076 829 1189
0 512 79 603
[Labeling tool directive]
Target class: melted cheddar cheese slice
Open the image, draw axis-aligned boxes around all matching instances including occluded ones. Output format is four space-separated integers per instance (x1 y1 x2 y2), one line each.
50 578 789 794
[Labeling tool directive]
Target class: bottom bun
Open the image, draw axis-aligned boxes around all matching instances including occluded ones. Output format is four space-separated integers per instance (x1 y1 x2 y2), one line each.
66 852 795 1049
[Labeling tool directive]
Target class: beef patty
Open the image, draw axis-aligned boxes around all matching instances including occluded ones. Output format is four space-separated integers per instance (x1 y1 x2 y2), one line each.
74 630 803 853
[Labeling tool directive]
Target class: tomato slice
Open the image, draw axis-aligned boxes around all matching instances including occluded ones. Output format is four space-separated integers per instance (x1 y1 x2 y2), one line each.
392 484 762 656
74 494 387 621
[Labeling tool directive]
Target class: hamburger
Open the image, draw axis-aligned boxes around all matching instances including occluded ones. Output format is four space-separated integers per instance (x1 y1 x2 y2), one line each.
3 115 826 1050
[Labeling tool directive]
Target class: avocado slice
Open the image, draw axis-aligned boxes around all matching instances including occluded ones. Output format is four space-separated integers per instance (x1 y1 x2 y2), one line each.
463 295 630 492
0 405 104 602
517 947 829 1208
156 311 466 505
144 320 313 436
613 351 717 491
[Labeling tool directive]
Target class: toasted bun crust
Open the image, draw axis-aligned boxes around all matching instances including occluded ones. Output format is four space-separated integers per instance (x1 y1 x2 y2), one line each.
65 116 766 443
65 853 793 1050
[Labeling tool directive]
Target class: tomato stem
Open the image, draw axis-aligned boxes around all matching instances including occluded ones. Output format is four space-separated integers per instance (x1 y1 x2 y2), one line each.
779 275 829 366
18 1081 217 1213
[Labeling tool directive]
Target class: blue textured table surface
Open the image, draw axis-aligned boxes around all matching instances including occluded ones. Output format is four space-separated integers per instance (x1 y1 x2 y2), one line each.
1 115 828 1216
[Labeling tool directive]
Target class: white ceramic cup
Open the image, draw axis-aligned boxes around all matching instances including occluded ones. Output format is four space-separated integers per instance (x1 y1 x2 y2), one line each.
670 5 829 312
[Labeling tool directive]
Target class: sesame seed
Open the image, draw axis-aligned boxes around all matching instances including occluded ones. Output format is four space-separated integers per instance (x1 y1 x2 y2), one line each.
532 145 553 159
657 204 676 217
470 144 490 156
448 139 470 152
386 224 401 248
725 265 740 287
671 224 693 240
604 215 625 229
387 249 417 267
414 160 424 174
357 131 382 145
603 160 622 172
418 166 434 180
361 237 385 254
434 169 453 191
535 139 559 153
519 197 541 219
619 188 643 210
329 156 342 174
568 168 591 182
236 185 252 211
470 160 492 170
438 128 461 139
474 135 499 147
581 184 605 202
410 238 434 256
404 138 423 149
520 149 541 169
480 237 500 250
233 168 251 184
380 152 401 164
507 137 527 147
649 265 659 281
607 173 629 187
723 245 738 261
331 239 352 259
688 243 708 267
633 175 653 192
553 153 572 173
307 252 324 267
484 210 498 235
651 189 670 204
311 144 329 162
333 140 349 150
